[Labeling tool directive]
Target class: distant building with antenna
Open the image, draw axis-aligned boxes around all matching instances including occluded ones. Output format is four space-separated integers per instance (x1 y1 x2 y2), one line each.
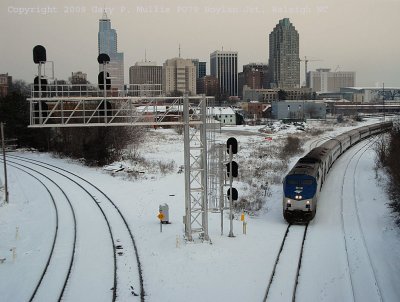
162 58 196 96
98 12 124 89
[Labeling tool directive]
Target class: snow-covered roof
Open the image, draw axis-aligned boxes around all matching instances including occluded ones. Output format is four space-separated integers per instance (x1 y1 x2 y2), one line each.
211 107 235 115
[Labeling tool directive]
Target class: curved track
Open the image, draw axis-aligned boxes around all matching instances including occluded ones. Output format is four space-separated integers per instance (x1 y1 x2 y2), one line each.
263 223 309 302
6 154 145 301
0 159 77 302
339 137 384 302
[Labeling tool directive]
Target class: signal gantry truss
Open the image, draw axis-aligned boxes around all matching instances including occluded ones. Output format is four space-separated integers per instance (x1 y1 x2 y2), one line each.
28 84 218 241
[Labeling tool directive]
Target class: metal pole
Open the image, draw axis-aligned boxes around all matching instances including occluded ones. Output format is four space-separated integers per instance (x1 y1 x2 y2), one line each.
200 96 209 241
383 82 385 121
38 63 43 124
1 123 9 203
183 94 192 241
103 63 107 123
228 145 234 237
219 145 224 235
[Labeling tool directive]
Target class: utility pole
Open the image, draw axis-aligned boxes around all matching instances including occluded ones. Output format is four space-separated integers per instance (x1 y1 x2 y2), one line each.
1 122 8 203
383 82 385 121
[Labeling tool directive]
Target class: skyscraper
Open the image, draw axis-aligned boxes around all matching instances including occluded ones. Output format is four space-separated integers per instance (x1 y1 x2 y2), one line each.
98 12 124 90
210 50 238 97
191 59 207 79
269 18 300 89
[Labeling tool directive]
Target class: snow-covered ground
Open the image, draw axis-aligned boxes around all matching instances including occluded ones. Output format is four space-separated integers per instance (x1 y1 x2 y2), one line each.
1 118 400 302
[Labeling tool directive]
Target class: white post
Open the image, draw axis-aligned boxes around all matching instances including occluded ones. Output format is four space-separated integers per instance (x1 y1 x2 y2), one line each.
1 123 8 203
228 145 234 237
219 145 224 235
183 95 192 241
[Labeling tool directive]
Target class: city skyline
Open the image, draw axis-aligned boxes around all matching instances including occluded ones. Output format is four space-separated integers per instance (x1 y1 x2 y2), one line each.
1 0 400 87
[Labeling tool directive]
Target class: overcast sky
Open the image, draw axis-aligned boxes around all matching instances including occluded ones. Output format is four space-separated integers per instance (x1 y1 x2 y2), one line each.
1 0 399 87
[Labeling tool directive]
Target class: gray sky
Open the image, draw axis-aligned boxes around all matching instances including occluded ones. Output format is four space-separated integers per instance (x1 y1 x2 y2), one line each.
1 0 400 87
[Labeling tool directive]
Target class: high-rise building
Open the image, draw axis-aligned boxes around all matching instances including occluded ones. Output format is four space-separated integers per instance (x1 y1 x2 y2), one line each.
98 12 124 90
307 69 356 93
191 59 207 80
210 50 238 97
162 58 196 96
269 18 300 89
238 63 269 98
129 62 162 96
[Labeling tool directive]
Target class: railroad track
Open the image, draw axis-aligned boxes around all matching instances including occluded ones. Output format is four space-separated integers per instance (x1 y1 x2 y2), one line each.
0 159 77 302
339 137 384 302
6 154 145 301
263 223 309 302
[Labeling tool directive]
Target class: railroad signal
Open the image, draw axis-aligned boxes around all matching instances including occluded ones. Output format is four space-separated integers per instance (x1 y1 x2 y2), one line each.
97 53 110 64
227 137 238 154
34 76 48 92
227 187 238 201
98 71 111 90
226 161 238 178
33 45 46 64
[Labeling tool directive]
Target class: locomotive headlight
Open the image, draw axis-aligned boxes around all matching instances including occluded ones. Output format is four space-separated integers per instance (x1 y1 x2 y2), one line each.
306 200 310 205
286 199 291 204
295 195 302 200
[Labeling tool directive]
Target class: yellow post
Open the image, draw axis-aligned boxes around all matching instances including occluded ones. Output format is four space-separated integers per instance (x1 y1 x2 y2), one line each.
241 213 246 235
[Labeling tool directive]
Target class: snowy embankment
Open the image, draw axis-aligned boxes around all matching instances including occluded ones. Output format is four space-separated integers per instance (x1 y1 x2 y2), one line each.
1 118 400 302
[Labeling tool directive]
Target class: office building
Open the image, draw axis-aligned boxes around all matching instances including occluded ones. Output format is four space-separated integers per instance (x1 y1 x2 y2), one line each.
197 75 219 96
70 71 88 84
269 18 300 89
162 58 196 96
238 63 269 98
98 12 124 90
210 50 238 97
307 69 356 93
191 59 207 79
129 62 162 96
0 73 11 97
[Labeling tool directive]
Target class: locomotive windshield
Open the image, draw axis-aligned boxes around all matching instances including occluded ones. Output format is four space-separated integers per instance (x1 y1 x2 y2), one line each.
284 175 316 199
286 178 314 186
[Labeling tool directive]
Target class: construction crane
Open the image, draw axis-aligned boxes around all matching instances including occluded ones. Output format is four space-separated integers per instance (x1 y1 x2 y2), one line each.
301 56 322 87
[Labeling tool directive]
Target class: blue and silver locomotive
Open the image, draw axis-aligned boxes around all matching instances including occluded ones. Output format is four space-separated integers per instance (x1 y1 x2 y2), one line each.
283 121 392 223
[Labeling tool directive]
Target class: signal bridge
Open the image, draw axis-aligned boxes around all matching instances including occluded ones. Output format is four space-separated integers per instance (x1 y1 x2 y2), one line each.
28 82 219 242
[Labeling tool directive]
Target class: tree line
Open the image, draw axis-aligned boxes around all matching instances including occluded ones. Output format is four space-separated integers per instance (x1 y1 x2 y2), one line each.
375 122 400 225
0 81 142 166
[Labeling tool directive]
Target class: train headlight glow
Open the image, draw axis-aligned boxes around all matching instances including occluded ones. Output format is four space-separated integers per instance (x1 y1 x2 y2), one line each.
295 195 302 200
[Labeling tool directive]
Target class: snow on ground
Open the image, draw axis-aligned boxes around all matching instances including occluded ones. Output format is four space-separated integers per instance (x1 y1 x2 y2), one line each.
1 117 400 301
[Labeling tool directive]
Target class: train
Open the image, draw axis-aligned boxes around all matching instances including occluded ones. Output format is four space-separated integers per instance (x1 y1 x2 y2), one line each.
282 121 393 223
